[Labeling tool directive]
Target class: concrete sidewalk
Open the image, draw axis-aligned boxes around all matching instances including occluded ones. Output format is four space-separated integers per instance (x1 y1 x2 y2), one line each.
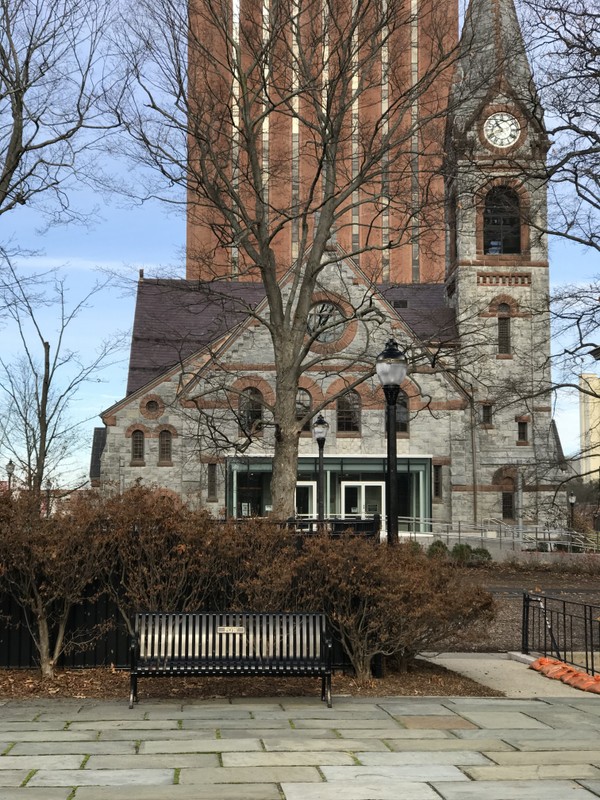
426 651 591 698
1 656 600 800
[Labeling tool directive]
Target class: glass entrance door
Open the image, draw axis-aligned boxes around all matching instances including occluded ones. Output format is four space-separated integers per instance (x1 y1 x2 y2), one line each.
341 481 385 520
295 481 317 518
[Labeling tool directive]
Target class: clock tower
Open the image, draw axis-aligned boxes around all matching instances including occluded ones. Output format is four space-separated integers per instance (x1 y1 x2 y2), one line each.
443 0 560 524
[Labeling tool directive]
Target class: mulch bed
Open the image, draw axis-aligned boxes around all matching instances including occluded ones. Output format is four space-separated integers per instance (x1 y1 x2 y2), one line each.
0 660 503 702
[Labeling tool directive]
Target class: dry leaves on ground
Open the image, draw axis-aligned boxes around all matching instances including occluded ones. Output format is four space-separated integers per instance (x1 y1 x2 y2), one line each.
0 661 503 702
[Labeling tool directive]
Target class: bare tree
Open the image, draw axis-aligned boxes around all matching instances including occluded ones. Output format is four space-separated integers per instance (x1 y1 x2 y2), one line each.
113 0 461 517
0 262 124 492
0 0 119 232
518 0 600 250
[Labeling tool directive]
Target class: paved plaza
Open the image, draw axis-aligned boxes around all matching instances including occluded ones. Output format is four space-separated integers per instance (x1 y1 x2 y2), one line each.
1 657 600 800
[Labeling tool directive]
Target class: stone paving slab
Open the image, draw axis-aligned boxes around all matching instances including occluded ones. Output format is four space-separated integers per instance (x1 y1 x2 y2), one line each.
319 765 470 782
69 719 180 731
218 727 338 738
356 751 492 766
396 715 478 729
281 781 441 799
10 741 138 756
179 765 322 784
384 737 515 751
0 769 29 787
222 751 356 766
293 718 402 729
451 710 552 729
0 790 72 800
0 721 70 732
0 730 100 742
74 785 282 800
262 737 391 751
86 753 220 769
0 754 83 770
463 764 600 781
336 728 450 739
140 737 263 753
28 768 175 786
181 717 293 729
485 750 600 765
430 779 600 798
99 728 217 741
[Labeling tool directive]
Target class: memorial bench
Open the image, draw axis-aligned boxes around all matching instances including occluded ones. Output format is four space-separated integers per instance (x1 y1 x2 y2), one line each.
129 611 333 708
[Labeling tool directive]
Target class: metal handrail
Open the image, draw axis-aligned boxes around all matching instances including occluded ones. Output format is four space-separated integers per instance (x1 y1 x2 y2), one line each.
522 592 600 675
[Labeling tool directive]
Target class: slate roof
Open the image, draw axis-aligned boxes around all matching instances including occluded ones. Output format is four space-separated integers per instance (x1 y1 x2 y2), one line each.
125 278 457 397
126 279 265 395
379 283 458 346
89 427 107 484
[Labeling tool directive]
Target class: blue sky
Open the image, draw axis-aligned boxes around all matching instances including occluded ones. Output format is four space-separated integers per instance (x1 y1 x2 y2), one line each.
5 180 600 486
6 190 186 485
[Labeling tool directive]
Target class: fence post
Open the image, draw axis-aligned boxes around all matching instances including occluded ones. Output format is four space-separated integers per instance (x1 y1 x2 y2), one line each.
521 593 530 655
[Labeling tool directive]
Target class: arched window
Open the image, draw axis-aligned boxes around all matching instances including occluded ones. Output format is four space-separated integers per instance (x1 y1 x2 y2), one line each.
158 430 172 463
501 477 515 520
131 430 145 462
239 387 263 435
295 388 312 432
483 187 521 255
337 391 361 433
497 302 512 354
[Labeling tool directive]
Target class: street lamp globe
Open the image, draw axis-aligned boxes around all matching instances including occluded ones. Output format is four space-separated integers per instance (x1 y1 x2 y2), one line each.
312 413 329 442
376 338 408 388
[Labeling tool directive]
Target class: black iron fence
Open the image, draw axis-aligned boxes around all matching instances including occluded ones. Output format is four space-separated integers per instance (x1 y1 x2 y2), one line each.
0 592 350 672
522 592 600 675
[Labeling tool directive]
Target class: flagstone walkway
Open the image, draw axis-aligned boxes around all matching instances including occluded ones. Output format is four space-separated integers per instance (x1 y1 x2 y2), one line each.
1 689 600 799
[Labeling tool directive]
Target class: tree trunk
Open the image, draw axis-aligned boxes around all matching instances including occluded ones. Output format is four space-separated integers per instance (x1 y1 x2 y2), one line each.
270 426 300 519
37 615 56 680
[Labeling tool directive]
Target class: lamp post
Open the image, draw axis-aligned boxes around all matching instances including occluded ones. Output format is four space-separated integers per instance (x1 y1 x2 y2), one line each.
312 414 329 524
45 479 52 518
568 491 576 551
376 339 408 545
6 460 14 492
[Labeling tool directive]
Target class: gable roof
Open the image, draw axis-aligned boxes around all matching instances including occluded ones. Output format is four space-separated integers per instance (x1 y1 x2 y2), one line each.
126 278 265 395
125 276 457 397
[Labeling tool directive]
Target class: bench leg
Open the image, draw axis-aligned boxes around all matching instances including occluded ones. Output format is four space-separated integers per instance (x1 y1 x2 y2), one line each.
322 675 332 708
129 675 137 709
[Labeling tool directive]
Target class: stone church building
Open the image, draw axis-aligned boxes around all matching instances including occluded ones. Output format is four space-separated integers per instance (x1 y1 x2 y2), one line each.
91 0 566 531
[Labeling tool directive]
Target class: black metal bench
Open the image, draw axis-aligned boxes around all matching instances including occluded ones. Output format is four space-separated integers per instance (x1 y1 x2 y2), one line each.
129 612 333 708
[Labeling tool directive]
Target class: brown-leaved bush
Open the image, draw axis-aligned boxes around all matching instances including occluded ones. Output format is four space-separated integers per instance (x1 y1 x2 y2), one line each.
0 490 108 678
0 486 494 683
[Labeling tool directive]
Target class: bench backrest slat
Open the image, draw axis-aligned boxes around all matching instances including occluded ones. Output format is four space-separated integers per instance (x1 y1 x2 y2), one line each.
134 612 326 664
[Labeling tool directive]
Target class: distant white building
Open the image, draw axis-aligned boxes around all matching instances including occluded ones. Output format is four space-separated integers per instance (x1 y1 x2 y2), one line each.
579 374 600 481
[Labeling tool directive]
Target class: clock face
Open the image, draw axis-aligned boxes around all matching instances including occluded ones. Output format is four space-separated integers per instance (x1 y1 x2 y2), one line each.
483 112 520 148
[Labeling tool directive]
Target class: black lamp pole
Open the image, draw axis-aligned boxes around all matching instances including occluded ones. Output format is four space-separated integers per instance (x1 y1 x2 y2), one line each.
312 414 329 523
376 338 408 546
46 479 52 518
384 384 399 544
568 491 576 551
6 460 14 492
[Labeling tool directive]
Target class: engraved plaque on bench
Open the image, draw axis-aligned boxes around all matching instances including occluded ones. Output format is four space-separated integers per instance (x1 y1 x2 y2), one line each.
217 626 246 634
